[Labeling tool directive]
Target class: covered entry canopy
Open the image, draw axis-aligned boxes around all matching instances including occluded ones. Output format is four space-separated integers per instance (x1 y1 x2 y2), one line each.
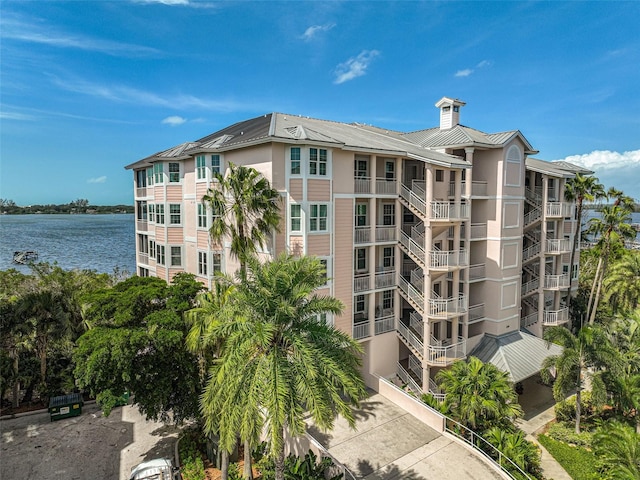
469 331 563 383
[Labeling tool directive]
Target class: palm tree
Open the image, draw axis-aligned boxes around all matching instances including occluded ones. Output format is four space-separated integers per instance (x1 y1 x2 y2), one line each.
593 421 640 479
436 356 523 431
204 163 281 275
200 254 367 480
603 252 640 314
563 174 605 311
541 325 615 433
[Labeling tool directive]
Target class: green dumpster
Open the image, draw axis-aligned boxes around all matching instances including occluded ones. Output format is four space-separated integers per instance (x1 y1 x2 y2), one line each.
48 393 84 421
115 391 130 407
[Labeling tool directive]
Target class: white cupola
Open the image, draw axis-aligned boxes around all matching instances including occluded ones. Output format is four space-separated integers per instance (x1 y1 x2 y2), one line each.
435 97 466 130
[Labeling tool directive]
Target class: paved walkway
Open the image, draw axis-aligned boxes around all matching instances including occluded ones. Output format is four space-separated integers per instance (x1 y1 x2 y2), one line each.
307 392 503 480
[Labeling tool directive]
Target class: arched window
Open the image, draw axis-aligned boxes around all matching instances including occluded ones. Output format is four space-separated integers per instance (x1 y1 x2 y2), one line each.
504 145 522 187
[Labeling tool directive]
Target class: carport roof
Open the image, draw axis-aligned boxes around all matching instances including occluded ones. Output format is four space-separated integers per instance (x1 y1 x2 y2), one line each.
469 331 563 383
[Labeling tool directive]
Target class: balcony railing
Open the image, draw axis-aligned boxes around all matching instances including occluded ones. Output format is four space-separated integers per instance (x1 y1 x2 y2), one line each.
136 220 148 231
428 294 467 318
353 274 370 293
398 276 425 314
428 336 466 366
399 231 426 266
524 207 542 226
376 178 397 195
523 242 541 262
397 363 422 396
521 278 540 295
430 201 469 221
374 270 395 289
471 181 488 196
470 223 487 240
375 226 396 242
410 268 424 293
545 238 572 254
468 263 486 281
137 252 149 265
408 355 423 379
397 321 424 357
374 315 395 335
544 274 570 290
354 177 371 194
352 321 370 340
429 249 468 270
135 187 147 198
354 226 371 244
543 307 569 326
400 183 426 217
546 202 573 218
429 378 446 402
468 303 485 323
521 311 539 328
409 311 423 332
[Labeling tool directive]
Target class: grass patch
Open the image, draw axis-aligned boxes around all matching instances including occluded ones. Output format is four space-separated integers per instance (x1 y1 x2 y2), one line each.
538 434 600 480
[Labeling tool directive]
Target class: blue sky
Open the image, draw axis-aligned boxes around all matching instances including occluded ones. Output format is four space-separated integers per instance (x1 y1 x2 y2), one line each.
1 0 639 205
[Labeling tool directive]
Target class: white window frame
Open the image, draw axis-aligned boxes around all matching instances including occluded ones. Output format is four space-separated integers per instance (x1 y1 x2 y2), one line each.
156 204 165 225
355 248 367 272
290 147 301 175
355 203 368 227
211 252 222 274
149 240 156 260
382 289 394 310
196 155 207 180
170 245 182 267
382 246 394 269
169 204 181 225
385 160 395 180
146 167 154 186
157 244 166 265
211 154 222 177
198 251 208 276
148 204 155 225
382 203 395 226
197 203 208 229
354 294 366 314
318 257 330 286
354 158 368 178
153 163 163 184
290 204 302 232
309 204 328 232
168 162 181 183
309 147 328 176
504 145 522 187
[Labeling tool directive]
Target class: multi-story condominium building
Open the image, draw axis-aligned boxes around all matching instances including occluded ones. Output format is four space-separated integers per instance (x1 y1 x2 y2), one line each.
126 97 588 395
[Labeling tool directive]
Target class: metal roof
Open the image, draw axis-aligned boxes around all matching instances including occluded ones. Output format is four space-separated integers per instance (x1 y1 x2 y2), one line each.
526 157 594 177
469 330 563 383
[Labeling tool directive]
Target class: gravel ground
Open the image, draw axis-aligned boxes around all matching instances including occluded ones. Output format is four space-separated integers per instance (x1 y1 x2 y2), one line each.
1 402 181 480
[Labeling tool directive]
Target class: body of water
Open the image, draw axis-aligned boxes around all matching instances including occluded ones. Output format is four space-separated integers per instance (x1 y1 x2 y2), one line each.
0 214 136 274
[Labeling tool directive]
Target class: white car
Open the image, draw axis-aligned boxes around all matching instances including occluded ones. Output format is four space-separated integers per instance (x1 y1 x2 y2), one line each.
129 458 180 480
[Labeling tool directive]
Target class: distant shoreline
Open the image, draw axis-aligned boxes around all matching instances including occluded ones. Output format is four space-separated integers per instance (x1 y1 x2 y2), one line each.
1 206 134 215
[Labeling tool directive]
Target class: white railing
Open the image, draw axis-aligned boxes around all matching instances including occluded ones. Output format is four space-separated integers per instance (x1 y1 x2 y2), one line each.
374 270 395 289
397 362 422 396
523 242 541 261
429 378 446 402
397 321 424 356
137 252 149 264
471 181 487 196
468 263 485 281
521 278 539 295
354 177 371 194
374 315 395 335
429 249 468 269
546 202 573 218
545 238 571 254
430 201 469 220
448 181 456 197
398 276 425 314
428 294 467 318
410 268 424 293
543 307 569 326
376 178 397 195
522 311 539 328
408 355 423 379
544 274 570 289
375 226 396 242
525 187 542 206
409 311 423 332
352 321 370 340
470 223 487 239
468 303 485 323
428 336 467 366
412 180 426 198
524 207 541 225
135 187 147 198
354 226 371 244
353 274 370 293
400 231 426 266
400 184 426 217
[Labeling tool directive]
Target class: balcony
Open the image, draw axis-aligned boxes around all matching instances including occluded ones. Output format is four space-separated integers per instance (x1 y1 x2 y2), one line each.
470 223 487 240
427 294 467 318
471 181 488 196
468 303 485 323
375 226 396 242
352 318 370 340
374 314 395 335
429 249 468 270
354 177 371 194
135 187 147 198
544 274 570 290
354 226 371 244
353 273 371 293
376 178 397 195
545 238 572 254
546 202 573 218
136 220 148 232
430 201 469 221
137 252 149 265
469 263 486 281
427 336 467 366
374 270 395 289
543 307 569 326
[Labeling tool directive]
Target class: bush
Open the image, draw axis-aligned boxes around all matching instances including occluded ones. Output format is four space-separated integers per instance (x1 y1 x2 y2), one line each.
554 391 600 424
538 434 600 480
545 422 594 447
179 428 206 480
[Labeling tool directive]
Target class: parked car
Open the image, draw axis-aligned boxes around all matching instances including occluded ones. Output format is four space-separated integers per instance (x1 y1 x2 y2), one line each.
129 458 180 480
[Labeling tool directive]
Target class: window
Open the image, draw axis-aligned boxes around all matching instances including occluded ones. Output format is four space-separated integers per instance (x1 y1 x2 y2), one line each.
136 201 147 221
290 147 301 175
157 244 166 265
139 267 149 277
170 246 182 267
453 105 460 113
442 106 451 112
211 155 221 176
146 167 154 186
355 203 367 227
355 248 366 271
385 161 395 180
382 290 394 310
435 169 444 182
168 162 180 183
382 204 395 226
290 204 301 231
196 155 207 180
156 204 165 224
136 170 147 188
212 253 222 273
153 163 163 184
309 204 328 232
354 159 368 178
383 247 394 268
138 234 149 253
309 148 327 175
197 204 207 229
198 251 208 276
169 204 181 225
149 240 156 259
148 204 155 224
355 295 365 314
319 259 328 285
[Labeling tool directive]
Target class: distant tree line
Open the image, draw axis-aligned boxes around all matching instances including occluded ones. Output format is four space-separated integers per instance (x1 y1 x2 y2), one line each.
0 198 133 215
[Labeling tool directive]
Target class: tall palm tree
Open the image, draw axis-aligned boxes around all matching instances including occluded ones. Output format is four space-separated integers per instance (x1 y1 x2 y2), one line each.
593 421 640 479
541 325 615 433
200 254 367 480
603 251 640 314
563 174 605 312
436 356 523 432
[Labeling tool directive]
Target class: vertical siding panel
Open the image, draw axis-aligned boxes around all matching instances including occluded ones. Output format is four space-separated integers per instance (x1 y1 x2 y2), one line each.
334 198 353 336
306 235 330 256
307 179 331 201
289 179 303 201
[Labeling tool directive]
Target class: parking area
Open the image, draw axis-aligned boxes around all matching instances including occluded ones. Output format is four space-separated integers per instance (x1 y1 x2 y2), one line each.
1 402 180 480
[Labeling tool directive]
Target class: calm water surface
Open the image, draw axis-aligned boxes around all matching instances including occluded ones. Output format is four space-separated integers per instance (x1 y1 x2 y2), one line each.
0 214 136 274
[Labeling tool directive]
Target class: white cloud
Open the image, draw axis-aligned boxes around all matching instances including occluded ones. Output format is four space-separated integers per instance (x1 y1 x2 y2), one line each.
552 150 640 171
162 115 187 126
454 69 473 77
334 50 380 85
301 23 336 41
0 111 36 121
476 60 491 68
88 176 107 184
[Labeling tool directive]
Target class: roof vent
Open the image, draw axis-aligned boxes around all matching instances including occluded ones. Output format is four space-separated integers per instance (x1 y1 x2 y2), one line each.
435 97 466 130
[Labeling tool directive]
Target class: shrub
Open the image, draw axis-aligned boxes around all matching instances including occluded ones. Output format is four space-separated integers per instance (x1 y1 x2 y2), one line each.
554 391 600 424
546 422 594 447
538 434 600 480
179 428 206 480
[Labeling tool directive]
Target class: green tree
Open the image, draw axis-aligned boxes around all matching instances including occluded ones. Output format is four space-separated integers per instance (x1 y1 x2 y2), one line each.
436 356 523 432
200 254 366 480
593 421 640 480
603 252 640 314
541 325 615 433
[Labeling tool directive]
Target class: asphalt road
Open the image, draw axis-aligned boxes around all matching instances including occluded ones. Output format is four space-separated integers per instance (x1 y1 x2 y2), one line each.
1 403 181 480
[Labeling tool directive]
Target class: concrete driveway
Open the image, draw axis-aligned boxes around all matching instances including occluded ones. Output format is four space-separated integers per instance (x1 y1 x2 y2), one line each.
307 393 503 480
1 403 180 480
